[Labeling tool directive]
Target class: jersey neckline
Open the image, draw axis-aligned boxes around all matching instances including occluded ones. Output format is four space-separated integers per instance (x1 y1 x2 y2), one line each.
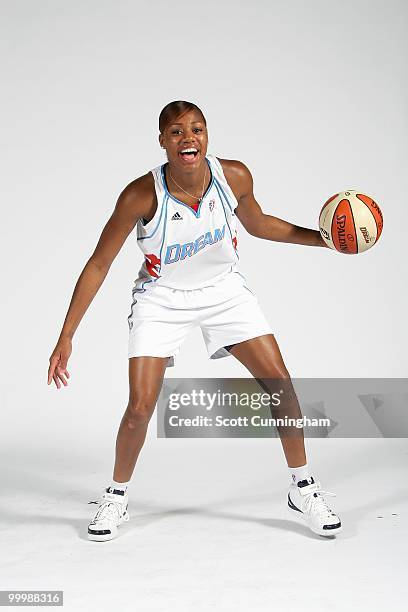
160 156 214 217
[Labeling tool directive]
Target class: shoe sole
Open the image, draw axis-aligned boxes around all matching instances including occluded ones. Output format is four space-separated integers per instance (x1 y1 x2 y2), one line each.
88 528 118 542
88 511 129 542
287 505 343 537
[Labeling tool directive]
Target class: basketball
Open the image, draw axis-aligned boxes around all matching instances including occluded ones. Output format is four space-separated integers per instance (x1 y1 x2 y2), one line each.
319 190 383 254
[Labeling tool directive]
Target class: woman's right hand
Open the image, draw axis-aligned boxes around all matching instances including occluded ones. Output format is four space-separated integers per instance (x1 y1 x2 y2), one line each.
48 336 72 389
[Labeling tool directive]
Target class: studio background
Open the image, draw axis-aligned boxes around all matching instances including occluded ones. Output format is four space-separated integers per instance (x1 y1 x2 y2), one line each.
1 1 407 610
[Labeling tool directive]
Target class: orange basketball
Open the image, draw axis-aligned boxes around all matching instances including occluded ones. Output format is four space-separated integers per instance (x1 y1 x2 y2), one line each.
319 190 383 254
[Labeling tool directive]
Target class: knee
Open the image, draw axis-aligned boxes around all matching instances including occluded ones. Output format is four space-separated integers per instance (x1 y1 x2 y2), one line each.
261 350 291 380
266 365 291 380
124 396 156 428
272 364 291 379
259 366 292 395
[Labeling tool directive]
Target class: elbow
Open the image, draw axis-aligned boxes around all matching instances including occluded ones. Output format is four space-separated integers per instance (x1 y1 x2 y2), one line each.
246 216 265 238
88 256 111 273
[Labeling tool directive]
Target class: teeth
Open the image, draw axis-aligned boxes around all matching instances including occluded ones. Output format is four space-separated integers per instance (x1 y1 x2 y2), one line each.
180 148 197 154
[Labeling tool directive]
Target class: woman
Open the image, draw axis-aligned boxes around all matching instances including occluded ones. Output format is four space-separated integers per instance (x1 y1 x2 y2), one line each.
47 100 342 541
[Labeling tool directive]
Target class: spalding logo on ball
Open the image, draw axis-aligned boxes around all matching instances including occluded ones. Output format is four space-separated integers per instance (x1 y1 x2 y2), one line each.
319 191 383 254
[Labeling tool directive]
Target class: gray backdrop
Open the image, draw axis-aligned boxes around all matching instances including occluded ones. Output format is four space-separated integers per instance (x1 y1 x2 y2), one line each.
1 3 407 611
1 0 406 448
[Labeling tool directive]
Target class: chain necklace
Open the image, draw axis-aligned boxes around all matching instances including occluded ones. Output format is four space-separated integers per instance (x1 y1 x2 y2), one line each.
168 162 208 203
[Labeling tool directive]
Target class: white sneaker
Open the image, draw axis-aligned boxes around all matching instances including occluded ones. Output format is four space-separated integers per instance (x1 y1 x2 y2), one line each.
88 487 130 541
287 476 342 536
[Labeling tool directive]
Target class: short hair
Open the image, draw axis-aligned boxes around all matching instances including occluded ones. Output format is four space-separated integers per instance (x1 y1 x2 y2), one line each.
159 100 206 134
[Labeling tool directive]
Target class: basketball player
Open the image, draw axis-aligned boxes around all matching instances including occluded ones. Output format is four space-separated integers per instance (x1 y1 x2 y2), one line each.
47 101 342 540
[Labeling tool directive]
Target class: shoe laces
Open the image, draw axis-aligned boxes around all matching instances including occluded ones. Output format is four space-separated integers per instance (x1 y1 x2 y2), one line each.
302 483 337 518
92 490 125 524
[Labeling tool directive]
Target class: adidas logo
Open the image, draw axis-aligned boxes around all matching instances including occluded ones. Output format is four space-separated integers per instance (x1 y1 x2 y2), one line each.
171 212 183 220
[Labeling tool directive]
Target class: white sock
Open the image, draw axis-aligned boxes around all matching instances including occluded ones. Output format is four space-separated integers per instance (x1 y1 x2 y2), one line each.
289 464 310 485
108 479 130 494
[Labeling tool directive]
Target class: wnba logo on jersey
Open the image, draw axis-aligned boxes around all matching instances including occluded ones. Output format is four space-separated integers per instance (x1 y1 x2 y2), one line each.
209 199 215 211
164 224 226 265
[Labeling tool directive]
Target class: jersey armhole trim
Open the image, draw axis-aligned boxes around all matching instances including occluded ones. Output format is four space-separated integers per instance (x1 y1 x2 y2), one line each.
137 193 167 240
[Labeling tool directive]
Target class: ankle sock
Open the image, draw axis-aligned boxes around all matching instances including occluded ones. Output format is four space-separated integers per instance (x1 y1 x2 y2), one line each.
108 479 130 494
289 464 310 485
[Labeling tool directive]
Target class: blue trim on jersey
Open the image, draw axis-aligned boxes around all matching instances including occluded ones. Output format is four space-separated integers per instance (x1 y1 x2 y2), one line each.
158 196 169 269
236 270 249 284
137 279 153 293
137 192 166 241
132 197 169 293
132 279 153 293
213 177 236 213
127 290 137 320
160 156 214 218
214 181 239 261
235 270 254 292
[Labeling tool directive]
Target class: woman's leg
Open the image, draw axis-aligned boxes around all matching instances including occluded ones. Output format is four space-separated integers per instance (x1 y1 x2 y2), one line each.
228 335 343 536
227 334 306 468
113 356 169 482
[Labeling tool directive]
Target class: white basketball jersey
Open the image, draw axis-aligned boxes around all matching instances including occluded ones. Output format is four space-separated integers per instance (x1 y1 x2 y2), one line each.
132 154 241 292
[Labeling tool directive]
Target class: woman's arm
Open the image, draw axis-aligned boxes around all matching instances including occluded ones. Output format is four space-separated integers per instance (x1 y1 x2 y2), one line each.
59 178 151 339
48 175 153 387
223 160 327 248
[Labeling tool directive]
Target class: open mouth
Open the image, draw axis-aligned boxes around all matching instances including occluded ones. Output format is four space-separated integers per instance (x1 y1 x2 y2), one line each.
178 148 199 162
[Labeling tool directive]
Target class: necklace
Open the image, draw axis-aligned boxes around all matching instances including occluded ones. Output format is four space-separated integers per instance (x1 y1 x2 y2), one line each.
168 162 208 204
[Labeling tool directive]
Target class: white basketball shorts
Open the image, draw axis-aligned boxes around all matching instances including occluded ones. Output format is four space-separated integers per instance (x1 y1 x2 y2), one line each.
127 271 273 367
